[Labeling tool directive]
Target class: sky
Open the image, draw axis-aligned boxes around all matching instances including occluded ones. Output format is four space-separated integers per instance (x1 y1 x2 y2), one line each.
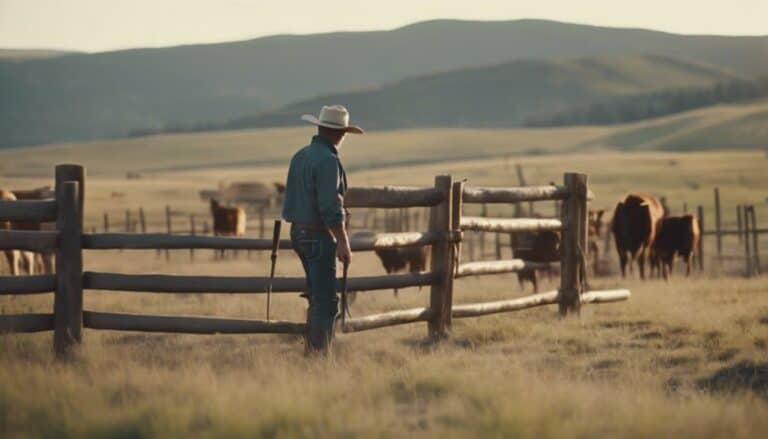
1 0 767 53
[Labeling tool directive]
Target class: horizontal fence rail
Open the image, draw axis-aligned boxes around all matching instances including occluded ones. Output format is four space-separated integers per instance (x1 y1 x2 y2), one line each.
0 274 56 295
342 307 433 333
0 313 54 333
83 311 305 334
455 259 552 278
344 186 444 208
83 271 436 294
452 289 630 319
463 185 570 203
0 230 58 251
82 231 438 251
460 217 563 233
0 199 57 222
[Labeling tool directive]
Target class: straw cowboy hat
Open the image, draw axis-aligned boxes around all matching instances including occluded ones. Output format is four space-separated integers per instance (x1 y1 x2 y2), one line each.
301 105 364 134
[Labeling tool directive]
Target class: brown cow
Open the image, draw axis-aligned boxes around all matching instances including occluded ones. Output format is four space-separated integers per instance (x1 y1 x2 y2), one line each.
513 230 560 293
651 215 700 279
210 199 246 258
373 246 429 296
611 193 665 279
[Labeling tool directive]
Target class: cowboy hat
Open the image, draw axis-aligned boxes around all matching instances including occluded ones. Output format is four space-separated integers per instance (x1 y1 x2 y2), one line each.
301 105 364 134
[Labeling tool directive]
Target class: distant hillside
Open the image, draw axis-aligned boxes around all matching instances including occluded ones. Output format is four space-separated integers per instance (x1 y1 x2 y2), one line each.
220 55 742 131
525 76 768 127
2 18 768 147
0 48 76 60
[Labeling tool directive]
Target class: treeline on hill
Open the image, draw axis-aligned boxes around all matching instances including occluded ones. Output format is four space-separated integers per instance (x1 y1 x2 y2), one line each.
525 77 768 127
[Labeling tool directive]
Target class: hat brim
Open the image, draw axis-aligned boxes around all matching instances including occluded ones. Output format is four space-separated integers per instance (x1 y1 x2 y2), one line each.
301 114 364 134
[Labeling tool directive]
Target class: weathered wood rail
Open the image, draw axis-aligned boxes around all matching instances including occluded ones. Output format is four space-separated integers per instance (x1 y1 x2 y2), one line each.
0 164 630 358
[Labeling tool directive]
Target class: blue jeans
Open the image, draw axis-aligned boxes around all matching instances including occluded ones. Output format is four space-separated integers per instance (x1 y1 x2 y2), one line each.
291 226 338 352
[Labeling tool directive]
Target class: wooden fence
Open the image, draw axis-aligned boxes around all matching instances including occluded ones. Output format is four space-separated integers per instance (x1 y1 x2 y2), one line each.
0 165 629 358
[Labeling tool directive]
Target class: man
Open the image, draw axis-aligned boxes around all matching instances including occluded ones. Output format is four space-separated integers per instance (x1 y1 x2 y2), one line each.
282 105 364 353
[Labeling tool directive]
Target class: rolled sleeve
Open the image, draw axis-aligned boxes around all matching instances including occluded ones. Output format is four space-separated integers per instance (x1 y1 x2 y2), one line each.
315 156 345 227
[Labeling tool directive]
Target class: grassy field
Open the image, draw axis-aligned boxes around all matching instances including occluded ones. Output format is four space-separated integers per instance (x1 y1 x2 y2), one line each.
1 123 767 437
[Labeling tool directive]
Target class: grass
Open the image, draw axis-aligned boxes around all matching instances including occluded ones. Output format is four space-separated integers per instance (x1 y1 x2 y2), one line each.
2 271 767 437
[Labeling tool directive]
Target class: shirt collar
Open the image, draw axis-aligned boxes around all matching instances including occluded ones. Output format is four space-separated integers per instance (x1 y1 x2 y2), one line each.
311 135 339 155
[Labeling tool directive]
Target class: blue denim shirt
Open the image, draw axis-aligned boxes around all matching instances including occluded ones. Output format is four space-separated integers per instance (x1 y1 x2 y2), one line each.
282 135 348 227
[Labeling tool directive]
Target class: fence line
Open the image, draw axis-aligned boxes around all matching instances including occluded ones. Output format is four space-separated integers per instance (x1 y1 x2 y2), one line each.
0 164 630 359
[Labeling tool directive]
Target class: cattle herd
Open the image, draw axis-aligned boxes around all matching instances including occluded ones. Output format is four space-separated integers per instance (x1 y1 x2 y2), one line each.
0 186 702 287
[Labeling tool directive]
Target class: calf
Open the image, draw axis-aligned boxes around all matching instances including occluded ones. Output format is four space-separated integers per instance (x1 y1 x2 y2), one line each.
513 230 560 293
611 193 665 279
373 246 430 296
588 209 606 276
652 215 700 279
210 199 246 258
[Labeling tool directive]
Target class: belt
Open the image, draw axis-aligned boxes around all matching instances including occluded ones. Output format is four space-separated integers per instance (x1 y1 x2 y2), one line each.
291 223 328 231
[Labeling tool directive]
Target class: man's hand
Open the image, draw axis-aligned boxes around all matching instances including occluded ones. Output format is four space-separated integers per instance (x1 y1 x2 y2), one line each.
329 223 352 265
337 243 352 265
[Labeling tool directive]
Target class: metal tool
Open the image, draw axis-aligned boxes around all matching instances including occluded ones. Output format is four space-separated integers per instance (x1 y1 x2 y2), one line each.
266 219 282 321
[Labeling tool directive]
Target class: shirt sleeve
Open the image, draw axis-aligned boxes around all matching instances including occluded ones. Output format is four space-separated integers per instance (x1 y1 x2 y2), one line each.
315 156 345 227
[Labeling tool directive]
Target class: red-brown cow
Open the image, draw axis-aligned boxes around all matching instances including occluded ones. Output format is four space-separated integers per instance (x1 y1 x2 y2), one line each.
611 193 665 279
651 215 700 279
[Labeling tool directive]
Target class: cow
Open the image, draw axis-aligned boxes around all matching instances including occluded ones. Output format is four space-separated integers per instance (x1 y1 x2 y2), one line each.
512 230 560 293
588 209 606 276
352 231 429 297
210 199 246 258
1 189 21 275
12 187 55 274
611 193 665 279
651 215 700 279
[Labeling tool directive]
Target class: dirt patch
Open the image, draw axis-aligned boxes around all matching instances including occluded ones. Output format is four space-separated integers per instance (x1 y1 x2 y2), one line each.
592 359 623 370
598 320 652 331
698 361 768 400
656 355 700 369
636 331 663 340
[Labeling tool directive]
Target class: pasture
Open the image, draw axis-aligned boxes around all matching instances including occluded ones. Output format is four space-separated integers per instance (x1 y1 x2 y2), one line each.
1 126 767 437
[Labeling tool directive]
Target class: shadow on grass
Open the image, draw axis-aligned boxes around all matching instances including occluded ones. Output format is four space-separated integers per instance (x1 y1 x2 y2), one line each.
698 361 768 400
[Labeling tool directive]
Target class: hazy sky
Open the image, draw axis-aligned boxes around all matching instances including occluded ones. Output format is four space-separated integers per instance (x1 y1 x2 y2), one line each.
1 0 766 52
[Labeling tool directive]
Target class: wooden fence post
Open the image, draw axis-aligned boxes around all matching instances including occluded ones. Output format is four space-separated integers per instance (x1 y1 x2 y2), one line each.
749 206 760 276
447 181 464 329
138 207 147 233
165 205 172 261
744 205 753 277
737 205 743 244
480 203 487 257
189 215 196 261
54 166 84 357
697 205 705 271
125 209 132 232
559 173 588 316
428 175 453 339
714 187 722 258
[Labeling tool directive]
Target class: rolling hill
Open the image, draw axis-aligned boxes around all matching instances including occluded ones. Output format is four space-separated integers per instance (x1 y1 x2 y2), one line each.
222 55 744 130
1 98 765 179
2 19 768 147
